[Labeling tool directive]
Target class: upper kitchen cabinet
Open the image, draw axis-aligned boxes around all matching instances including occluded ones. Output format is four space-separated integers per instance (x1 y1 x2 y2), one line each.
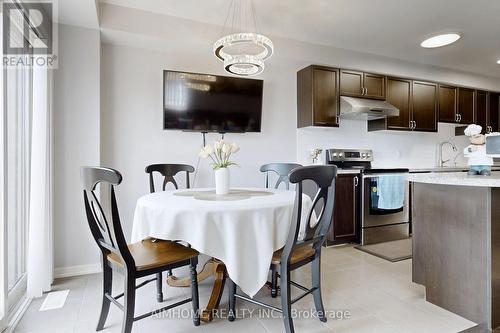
297 65 340 128
438 84 457 123
476 90 489 133
340 70 386 100
412 81 438 132
369 79 437 132
457 87 475 124
489 93 500 133
386 77 412 130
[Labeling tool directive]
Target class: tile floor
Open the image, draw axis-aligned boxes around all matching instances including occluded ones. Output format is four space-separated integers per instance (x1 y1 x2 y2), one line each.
14 245 477 333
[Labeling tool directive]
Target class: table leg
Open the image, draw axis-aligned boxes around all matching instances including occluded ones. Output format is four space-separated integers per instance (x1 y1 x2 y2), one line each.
201 261 226 322
166 258 228 323
167 259 217 287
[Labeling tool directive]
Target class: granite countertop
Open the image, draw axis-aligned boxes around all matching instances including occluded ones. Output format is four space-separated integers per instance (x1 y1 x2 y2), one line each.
407 171 500 187
409 166 470 173
337 169 362 175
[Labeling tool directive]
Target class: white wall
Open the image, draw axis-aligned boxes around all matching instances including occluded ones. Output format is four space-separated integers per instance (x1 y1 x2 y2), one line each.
297 122 469 168
100 43 297 238
53 24 101 272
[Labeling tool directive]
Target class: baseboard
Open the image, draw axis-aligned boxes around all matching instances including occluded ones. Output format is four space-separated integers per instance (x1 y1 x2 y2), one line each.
54 263 101 278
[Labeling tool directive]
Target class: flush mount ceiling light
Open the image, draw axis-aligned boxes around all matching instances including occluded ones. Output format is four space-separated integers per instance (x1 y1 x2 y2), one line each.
497 59 500 65
213 0 273 76
420 33 461 48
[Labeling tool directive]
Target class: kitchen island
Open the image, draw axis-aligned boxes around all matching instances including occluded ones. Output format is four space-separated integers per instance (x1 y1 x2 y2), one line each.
408 172 500 330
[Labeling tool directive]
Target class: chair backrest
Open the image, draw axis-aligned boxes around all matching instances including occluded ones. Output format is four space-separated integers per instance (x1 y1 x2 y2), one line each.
81 167 135 269
145 164 195 193
259 163 302 190
282 165 337 265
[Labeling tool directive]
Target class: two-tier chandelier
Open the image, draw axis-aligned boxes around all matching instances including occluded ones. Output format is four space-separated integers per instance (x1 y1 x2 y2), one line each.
213 0 274 76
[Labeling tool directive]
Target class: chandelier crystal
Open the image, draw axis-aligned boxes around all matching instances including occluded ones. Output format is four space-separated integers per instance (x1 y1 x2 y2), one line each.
213 0 274 77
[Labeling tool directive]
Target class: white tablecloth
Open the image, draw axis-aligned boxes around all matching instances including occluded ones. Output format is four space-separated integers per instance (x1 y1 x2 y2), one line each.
131 188 303 297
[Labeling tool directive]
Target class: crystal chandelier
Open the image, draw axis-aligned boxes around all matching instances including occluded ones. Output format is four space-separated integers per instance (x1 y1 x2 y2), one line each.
213 0 274 76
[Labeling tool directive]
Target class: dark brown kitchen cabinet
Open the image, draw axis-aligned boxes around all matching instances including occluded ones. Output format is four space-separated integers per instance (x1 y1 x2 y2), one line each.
326 174 359 246
488 93 500 133
368 79 437 132
412 81 438 132
458 87 475 124
438 84 457 123
297 65 340 128
476 91 489 134
386 77 412 130
340 70 386 100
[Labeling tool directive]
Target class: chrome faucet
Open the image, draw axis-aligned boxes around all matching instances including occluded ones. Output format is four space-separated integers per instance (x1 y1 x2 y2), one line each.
438 141 458 167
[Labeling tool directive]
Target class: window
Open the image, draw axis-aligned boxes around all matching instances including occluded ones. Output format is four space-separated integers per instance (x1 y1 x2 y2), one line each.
5 64 31 312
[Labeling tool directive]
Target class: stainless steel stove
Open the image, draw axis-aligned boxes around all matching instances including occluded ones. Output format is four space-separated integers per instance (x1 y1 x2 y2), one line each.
326 149 410 245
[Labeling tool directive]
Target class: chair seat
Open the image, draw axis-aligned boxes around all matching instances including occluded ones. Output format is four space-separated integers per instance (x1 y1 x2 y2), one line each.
271 245 316 265
107 239 198 271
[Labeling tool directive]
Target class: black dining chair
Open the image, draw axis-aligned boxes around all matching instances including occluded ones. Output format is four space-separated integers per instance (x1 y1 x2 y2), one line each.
145 163 195 192
260 163 302 298
228 165 337 333
260 163 302 190
81 166 200 333
145 163 195 301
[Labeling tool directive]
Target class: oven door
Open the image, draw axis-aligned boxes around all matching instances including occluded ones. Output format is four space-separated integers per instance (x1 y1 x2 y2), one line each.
362 173 409 228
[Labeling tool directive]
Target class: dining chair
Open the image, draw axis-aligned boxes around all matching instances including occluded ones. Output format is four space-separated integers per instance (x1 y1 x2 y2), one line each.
260 163 302 190
145 163 195 301
260 163 302 298
228 165 337 333
145 163 195 192
81 166 200 333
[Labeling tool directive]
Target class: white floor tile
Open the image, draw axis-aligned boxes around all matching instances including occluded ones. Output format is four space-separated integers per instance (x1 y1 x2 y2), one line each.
13 246 478 333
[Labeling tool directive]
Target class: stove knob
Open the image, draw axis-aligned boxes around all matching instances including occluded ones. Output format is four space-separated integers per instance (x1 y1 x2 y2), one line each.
338 152 343 157
332 152 338 157
362 153 367 158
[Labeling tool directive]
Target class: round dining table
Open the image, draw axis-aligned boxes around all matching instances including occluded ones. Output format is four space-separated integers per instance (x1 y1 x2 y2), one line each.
131 188 310 322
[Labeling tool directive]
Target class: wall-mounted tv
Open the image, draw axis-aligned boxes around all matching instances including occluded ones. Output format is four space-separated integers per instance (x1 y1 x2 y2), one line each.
163 70 263 133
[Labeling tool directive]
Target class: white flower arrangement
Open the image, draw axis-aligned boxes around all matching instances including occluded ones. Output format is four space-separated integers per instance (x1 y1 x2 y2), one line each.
199 139 240 170
309 148 323 163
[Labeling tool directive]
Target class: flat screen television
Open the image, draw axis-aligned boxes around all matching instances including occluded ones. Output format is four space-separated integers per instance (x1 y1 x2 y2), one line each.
163 70 263 132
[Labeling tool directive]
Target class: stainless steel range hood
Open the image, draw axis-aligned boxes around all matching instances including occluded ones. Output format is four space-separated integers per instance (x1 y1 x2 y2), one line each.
340 96 399 120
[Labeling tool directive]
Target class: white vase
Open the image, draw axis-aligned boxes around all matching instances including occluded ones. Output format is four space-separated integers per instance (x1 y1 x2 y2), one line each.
215 167 230 195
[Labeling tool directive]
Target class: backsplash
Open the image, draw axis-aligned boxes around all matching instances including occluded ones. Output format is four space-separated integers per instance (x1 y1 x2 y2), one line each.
297 119 470 168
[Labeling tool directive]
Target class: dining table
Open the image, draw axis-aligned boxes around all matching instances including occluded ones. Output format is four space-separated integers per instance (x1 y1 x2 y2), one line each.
131 187 312 322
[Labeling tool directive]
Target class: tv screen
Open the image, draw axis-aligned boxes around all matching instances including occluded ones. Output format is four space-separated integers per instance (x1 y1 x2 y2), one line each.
163 70 263 132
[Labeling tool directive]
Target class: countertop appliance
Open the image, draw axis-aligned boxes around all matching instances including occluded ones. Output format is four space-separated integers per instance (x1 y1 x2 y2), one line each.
326 149 410 245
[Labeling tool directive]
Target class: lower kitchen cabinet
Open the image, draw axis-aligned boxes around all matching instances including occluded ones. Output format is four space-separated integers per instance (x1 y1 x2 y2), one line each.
326 174 360 246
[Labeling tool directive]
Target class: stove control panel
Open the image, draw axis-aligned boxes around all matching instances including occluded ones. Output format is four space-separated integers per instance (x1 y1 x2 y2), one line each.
326 149 373 162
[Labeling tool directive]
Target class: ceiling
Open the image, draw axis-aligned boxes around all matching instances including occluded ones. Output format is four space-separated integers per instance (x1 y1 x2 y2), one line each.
97 0 500 78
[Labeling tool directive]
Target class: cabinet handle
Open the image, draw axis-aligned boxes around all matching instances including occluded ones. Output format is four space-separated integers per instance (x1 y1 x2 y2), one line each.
354 176 359 187
364 87 367 95
458 114 462 123
413 121 417 130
